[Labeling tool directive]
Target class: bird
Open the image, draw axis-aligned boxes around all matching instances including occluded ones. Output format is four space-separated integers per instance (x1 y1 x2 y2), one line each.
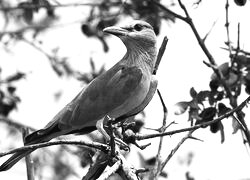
0 20 158 171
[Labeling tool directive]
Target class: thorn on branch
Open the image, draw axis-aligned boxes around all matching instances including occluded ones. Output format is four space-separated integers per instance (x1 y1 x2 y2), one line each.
203 20 217 43
188 136 204 142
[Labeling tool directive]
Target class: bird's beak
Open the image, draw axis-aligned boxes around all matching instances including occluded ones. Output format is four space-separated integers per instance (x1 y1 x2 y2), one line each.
103 26 128 36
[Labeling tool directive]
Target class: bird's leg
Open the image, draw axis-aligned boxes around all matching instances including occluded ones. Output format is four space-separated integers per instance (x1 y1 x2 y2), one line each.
96 118 110 142
96 116 130 151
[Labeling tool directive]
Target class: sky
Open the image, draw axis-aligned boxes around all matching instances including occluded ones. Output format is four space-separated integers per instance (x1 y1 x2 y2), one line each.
1 0 250 180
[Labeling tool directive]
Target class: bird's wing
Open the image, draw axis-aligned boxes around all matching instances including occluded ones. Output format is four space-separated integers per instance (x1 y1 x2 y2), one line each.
115 75 158 122
25 64 146 144
68 65 144 127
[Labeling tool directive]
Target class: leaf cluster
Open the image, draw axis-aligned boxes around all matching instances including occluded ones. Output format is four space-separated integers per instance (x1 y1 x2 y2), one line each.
175 52 250 142
0 70 24 116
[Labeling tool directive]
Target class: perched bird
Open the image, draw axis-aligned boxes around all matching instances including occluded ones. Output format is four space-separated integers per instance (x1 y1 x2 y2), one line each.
0 20 158 171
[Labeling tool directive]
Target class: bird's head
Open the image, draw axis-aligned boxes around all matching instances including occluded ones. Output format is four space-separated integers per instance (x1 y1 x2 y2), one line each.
103 20 157 52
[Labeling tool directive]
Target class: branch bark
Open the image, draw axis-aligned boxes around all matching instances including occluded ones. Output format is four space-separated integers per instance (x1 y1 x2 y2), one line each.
136 95 250 141
151 0 250 146
0 140 109 158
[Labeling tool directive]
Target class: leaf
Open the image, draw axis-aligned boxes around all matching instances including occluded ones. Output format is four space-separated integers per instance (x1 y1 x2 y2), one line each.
90 57 95 72
199 107 216 122
61 58 74 76
235 55 250 66
234 0 247 6
99 36 109 52
232 115 241 134
220 123 225 143
245 84 250 95
98 65 106 75
209 79 220 91
190 87 197 98
215 91 224 101
5 72 25 83
244 71 250 83
218 103 231 116
174 101 190 115
196 90 210 104
81 24 95 37
7 86 16 94
18 2 34 24
211 62 229 80
210 121 222 134
51 64 63 77
76 73 92 84
189 107 200 123
225 72 238 87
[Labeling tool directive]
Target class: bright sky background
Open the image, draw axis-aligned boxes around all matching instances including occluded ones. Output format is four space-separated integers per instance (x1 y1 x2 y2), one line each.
1 0 250 180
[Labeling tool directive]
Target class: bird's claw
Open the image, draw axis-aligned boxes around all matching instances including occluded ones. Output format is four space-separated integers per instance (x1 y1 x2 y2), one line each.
114 138 130 151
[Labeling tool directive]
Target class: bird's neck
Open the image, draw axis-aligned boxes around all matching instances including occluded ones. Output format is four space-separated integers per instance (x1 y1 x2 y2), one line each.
123 43 157 73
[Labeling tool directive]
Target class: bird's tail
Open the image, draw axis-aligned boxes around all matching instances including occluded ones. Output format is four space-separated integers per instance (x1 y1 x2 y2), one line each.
0 129 51 172
0 150 33 171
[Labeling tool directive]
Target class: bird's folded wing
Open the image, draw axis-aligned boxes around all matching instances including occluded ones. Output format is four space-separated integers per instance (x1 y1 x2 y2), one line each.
68 65 143 127
115 75 158 122
25 65 144 144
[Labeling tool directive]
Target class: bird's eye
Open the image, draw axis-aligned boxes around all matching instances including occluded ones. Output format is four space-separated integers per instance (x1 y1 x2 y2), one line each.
134 24 143 31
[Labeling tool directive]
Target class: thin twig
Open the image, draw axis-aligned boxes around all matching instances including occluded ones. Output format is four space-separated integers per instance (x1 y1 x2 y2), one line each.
97 160 122 180
0 116 36 131
159 130 194 172
0 3 103 12
21 38 52 60
177 0 234 103
82 151 109 180
22 128 35 180
152 0 233 100
117 152 139 180
149 0 186 21
0 20 84 36
153 36 168 75
157 89 168 130
136 95 250 141
0 140 109 158
221 46 250 56
203 20 217 42
153 89 168 179
225 0 233 57
237 23 240 51
152 0 250 146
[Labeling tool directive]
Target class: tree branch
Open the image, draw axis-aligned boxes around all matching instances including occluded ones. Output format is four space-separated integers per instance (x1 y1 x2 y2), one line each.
0 116 36 131
97 160 121 180
0 2 103 12
152 0 250 146
152 89 168 179
0 140 109 158
153 36 168 75
117 152 139 180
136 95 250 141
159 130 194 173
225 0 233 57
22 128 35 180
